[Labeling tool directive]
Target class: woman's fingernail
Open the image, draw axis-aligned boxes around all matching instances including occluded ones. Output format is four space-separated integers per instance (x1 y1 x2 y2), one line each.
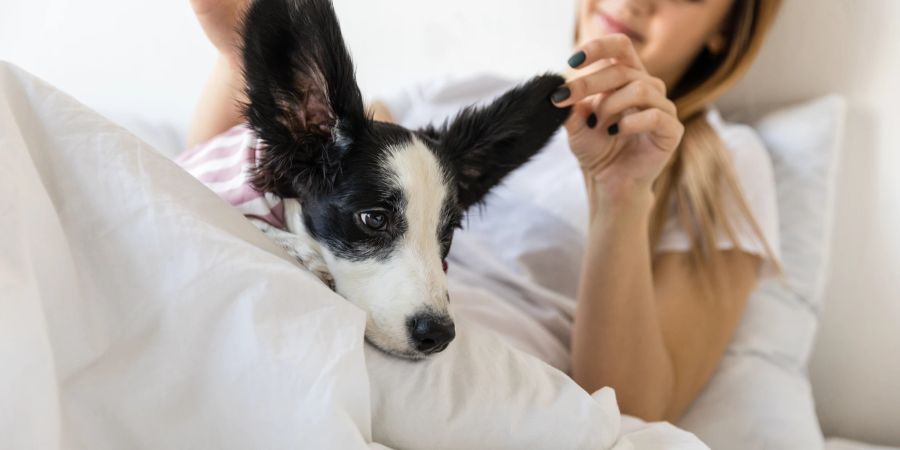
551 86 571 103
608 123 620 136
567 50 586 68
587 113 598 129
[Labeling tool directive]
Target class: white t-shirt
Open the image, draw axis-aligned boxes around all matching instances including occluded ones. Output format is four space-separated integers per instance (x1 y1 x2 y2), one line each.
380 73 781 372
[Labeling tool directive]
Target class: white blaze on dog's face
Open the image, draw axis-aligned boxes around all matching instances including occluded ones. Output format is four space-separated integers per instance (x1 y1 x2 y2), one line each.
309 135 458 359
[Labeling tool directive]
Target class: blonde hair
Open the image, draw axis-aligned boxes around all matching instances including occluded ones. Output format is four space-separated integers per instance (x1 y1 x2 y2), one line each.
649 0 783 292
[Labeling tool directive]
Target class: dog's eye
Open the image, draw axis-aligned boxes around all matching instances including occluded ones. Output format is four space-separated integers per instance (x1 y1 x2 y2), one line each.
359 211 388 231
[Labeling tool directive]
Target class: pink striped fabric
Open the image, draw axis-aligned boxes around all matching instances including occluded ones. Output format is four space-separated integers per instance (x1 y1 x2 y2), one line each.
176 124 286 229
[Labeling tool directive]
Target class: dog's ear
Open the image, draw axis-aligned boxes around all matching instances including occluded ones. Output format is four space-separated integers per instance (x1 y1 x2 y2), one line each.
241 0 366 197
427 75 572 210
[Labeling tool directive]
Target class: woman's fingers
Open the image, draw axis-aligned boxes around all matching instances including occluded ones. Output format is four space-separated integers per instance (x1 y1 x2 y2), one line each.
594 79 676 126
565 84 681 151
564 98 600 136
557 73 671 141
559 34 683 161
552 64 664 107
569 34 646 71
617 108 685 152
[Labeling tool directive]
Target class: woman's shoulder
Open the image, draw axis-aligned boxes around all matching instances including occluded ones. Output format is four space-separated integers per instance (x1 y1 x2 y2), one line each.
704 106 778 228
658 106 782 270
705 106 775 182
709 105 782 267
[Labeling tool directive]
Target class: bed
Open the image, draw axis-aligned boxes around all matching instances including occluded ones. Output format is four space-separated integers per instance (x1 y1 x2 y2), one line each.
1 61 713 449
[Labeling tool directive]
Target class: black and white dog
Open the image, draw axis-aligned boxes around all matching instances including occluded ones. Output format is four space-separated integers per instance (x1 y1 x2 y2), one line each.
239 0 571 359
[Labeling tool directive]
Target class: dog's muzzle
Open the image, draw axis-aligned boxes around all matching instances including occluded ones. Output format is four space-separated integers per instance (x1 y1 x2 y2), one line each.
408 313 455 354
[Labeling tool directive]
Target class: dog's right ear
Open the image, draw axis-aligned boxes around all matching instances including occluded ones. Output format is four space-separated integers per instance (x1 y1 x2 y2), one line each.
241 0 367 198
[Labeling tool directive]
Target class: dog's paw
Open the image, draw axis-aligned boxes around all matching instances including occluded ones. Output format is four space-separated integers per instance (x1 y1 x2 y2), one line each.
309 265 335 291
282 240 334 290
252 219 335 291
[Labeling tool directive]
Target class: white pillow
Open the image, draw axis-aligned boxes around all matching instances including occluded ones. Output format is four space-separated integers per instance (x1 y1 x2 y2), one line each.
677 95 846 448
366 320 712 450
366 321 619 450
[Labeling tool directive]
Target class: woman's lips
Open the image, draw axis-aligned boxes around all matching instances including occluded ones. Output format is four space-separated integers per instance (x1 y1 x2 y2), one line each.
597 11 644 43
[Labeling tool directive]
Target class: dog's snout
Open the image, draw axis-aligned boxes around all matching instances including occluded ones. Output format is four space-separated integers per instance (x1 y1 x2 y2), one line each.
408 314 455 354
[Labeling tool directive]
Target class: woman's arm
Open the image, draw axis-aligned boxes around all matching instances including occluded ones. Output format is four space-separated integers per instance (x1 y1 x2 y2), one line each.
572 178 760 421
652 249 760 420
187 56 247 147
571 181 671 420
369 101 396 123
187 23 394 148
553 35 760 422
187 0 248 147
187 64 397 147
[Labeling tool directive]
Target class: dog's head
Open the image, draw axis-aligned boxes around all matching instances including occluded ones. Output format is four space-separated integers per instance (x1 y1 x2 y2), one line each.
241 0 571 359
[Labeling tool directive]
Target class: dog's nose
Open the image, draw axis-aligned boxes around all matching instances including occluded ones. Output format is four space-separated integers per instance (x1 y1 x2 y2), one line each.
408 314 455 354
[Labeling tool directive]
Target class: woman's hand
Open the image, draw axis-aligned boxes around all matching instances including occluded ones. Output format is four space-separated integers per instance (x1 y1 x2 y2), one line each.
553 34 684 200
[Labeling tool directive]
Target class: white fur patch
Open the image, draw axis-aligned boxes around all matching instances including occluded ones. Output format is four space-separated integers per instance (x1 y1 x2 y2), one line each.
318 137 454 357
386 136 452 276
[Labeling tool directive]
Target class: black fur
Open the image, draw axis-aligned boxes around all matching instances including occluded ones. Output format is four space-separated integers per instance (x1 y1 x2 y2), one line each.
420 75 571 210
301 122 415 262
240 0 571 261
241 0 368 197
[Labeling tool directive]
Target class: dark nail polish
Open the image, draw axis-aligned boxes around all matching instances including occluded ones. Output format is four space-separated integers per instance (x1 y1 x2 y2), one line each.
587 113 598 129
551 86 571 103
608 123 620 136
567 50 586 68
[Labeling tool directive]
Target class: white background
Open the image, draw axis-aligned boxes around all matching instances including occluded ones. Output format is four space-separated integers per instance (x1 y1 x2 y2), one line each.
715 2 900 445
0 0 898 445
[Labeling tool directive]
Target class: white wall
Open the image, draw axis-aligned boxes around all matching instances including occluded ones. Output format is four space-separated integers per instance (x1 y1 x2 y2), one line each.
332 0 576 99
1 0 898 444
0 0 216 151
716 0 900 446
0 0 214 132
717 1 900 445
0 0 574 152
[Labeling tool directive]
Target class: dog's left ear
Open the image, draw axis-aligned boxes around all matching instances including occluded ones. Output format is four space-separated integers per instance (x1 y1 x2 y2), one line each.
425 74 572 210
241 0 367 198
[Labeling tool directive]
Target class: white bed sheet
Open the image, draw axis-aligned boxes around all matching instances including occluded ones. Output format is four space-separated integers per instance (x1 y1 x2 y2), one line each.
0 61 379 450
0 62 707 450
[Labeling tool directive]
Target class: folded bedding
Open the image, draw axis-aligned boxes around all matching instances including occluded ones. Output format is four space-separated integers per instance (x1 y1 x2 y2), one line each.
0 62 707 450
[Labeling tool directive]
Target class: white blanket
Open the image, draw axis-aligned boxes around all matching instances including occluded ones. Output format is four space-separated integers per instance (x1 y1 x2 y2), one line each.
0 62 707 450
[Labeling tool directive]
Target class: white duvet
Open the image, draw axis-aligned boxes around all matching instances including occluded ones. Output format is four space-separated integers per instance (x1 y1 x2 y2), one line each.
0 62 707 450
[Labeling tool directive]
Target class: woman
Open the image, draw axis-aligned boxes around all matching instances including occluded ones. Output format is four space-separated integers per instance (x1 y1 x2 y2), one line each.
188 0 782 423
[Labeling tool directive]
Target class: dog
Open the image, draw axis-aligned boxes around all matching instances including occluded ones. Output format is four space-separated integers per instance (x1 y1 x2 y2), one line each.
220 0 570 359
